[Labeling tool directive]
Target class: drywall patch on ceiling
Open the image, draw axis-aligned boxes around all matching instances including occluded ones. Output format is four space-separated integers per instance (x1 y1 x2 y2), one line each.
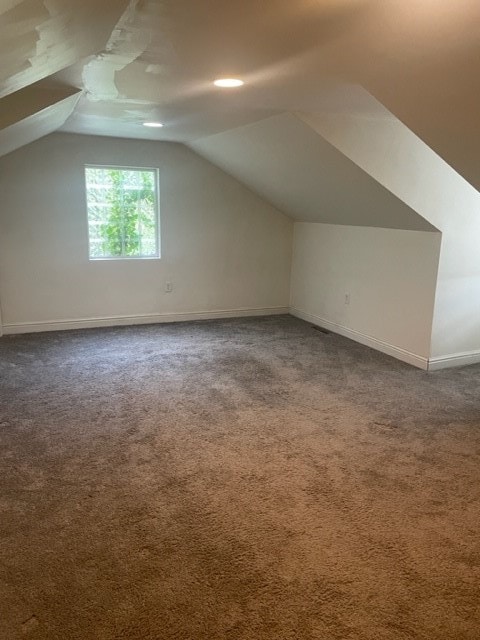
0 0 131 99
44 0 480 192
0 0 85 97
0 0 51 95
83 0 151 101
145 64 162 75
60 91 279 142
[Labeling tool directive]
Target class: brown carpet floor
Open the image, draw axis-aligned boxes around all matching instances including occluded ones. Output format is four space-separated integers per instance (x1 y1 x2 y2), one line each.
1 315 480 639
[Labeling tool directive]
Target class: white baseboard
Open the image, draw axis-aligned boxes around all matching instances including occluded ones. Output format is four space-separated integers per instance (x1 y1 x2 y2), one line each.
428 350 480 371
290 307 429 370
5 307 480 372
2 306 289 335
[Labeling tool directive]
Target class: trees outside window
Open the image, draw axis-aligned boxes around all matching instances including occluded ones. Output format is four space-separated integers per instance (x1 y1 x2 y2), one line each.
85 166 159 259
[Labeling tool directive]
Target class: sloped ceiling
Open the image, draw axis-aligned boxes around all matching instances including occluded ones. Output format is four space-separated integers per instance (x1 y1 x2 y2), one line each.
1 0 480 195
190 113 437 232
52 0 480 194
0 84 80 157
0 0 129 98
0 0 128 156
0 81 79 129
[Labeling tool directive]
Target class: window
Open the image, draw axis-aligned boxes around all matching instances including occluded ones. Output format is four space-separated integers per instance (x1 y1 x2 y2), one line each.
85 166 159 260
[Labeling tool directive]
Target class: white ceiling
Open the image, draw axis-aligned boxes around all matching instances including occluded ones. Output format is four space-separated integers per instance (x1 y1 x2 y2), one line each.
1 0 480 187
0 82 79 129
190 112 437 231
0 0 129 98
0 89 80 158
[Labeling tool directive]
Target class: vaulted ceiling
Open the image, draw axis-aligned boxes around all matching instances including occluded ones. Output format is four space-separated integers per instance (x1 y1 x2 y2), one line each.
1 0 480 191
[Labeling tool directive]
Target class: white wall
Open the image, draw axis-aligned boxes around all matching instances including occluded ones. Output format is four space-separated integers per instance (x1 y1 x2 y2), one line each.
291 223 441 367
300 111 480 364
0 133 293 332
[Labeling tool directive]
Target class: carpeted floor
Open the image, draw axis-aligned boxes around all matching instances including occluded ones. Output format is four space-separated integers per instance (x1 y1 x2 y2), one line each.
1 315 479 640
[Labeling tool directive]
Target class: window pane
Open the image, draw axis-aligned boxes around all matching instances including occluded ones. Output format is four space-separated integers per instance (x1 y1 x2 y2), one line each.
85 166 159 259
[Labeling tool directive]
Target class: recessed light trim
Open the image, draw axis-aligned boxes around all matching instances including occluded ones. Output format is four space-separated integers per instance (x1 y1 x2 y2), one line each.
143 122 164 128
213 78 244 88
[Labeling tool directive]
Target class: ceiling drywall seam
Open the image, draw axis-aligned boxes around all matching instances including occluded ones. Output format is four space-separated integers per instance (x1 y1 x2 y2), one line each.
82 0 150 101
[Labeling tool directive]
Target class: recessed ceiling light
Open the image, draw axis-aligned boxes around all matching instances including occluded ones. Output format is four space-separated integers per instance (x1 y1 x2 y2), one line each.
213 78 244 88
143 122 164 128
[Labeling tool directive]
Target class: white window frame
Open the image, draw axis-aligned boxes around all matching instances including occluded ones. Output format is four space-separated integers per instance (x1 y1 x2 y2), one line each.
85 164 161 261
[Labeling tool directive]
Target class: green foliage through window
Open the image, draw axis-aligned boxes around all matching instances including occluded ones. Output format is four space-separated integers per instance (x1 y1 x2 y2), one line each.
85 166 159 259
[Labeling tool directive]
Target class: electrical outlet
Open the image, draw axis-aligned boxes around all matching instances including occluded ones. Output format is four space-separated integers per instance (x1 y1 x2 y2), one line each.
165 282 173 293
344 293 350 305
